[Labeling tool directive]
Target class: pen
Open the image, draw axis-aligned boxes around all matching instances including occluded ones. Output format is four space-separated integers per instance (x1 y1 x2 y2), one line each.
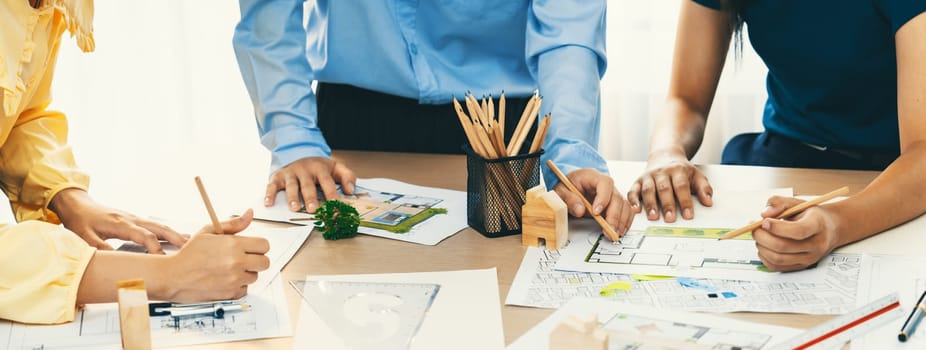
899 289 926 342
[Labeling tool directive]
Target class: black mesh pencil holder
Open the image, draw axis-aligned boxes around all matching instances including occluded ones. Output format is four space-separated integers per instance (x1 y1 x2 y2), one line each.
464 144 543 238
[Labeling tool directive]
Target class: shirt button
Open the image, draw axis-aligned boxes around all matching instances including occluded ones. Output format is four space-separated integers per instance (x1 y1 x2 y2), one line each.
409 44 418 55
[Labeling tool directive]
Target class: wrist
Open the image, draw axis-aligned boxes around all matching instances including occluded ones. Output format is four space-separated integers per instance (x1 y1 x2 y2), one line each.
821 201 858 249
647 146 688 163
148 255 181 301
49 188 92 220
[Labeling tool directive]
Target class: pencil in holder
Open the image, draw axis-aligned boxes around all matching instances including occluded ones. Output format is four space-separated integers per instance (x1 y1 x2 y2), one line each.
464 144 543 237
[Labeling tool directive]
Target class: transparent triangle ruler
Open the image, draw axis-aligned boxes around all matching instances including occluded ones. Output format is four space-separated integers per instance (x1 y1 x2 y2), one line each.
771 292 903 350
291 280 440 350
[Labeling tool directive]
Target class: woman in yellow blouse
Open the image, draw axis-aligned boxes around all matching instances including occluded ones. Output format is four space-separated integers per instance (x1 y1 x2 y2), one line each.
1 0 270 324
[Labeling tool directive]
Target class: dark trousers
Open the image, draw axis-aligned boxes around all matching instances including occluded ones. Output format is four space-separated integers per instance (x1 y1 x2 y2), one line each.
721 131 897 171
317 83 535 154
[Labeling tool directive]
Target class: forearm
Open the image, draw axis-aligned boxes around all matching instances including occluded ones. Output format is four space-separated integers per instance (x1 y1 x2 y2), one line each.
825 142 926 247
648 1 732 162
648 98 708 160
234 0 329 171
526 0 608 188
536 46 608 189
76 251 177 304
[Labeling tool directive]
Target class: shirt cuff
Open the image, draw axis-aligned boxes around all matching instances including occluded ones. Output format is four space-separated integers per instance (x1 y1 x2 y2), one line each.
541 141 609 191
261 125 332 173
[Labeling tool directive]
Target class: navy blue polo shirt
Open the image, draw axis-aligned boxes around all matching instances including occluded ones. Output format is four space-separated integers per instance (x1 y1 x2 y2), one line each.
694 0 926 154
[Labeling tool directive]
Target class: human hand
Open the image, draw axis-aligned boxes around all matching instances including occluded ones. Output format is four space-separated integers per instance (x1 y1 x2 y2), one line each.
553 168 634 237
265 157 357 214
627 155 713 222
164 209 270 302
751 196 841 272
49 188 188 254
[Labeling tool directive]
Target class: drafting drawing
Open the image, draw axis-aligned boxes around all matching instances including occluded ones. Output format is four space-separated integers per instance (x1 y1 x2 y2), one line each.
590 227 761 271
507 298 800 350
506 248 652 309
3 276 291 349
556 225 828 282
643 253 858 314
507 246 859 314
851 255 926 350
603 312 775 350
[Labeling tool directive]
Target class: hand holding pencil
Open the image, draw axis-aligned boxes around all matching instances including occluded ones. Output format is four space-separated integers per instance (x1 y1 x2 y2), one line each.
728 187 850 272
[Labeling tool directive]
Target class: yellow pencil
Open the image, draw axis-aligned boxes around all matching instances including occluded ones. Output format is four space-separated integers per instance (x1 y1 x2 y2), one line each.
718 186 850 240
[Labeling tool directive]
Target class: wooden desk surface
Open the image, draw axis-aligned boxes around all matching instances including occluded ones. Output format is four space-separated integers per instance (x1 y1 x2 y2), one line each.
182 150 886 349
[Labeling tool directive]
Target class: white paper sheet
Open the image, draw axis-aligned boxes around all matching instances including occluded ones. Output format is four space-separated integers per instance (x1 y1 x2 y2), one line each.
250 178 467 245
508 297 801 350
3 276 291 349
851 255 926 349
244 226 311 292
292 268 505 350
629 188 794 231
507 246 859 314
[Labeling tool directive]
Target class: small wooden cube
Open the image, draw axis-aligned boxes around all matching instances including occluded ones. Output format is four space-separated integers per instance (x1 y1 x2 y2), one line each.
522 185 568 249
117 279 152 350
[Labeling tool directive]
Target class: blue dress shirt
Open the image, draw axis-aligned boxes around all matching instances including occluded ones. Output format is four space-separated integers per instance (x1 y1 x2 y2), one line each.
233 0 608 189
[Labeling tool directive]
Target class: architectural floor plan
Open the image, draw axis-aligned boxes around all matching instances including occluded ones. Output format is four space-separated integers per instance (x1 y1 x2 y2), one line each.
2 277 291 349
556 224 829 283
507 246 859 314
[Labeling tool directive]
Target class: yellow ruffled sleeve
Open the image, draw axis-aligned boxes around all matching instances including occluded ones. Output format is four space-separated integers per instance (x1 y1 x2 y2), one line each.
0 220 96 324
0 0 91 223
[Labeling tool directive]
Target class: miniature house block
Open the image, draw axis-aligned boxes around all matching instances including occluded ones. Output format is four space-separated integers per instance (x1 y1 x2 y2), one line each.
522 185 568 249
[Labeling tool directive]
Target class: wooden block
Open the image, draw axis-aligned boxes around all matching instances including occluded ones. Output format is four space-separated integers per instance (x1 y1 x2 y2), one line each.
549 314 608 350
522 185 568 249
117 279 152 350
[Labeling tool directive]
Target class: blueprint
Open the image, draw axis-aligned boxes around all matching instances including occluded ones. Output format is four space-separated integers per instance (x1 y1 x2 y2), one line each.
507 246 859 314
2 276 291 350
508 298 801 350
555 221 829 283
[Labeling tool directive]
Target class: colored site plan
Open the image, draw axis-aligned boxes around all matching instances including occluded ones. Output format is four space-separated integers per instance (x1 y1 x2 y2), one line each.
306 185 447 233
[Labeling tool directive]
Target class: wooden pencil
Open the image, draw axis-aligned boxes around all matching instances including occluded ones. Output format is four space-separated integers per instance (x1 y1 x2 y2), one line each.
498 92 506 143
528 114 551 154
545 160 621 241
718 186 850 240
194 176 224 235
453 98 487 157
508 97 542 156
507 92 538 155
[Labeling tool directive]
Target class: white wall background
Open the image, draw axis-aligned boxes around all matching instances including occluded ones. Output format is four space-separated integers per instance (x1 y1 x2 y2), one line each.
2 1 770 222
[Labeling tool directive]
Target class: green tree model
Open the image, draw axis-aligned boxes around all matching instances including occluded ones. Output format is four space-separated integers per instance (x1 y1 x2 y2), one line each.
314 199 361 240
